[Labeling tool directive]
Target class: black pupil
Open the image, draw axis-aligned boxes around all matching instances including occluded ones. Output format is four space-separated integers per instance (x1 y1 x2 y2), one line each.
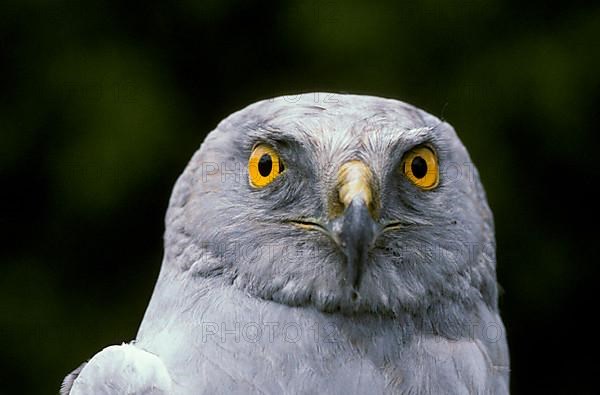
258 154 273 177
411 156 428 179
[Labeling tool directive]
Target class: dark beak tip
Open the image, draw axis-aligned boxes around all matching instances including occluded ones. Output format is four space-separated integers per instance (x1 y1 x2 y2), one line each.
332 199 380 290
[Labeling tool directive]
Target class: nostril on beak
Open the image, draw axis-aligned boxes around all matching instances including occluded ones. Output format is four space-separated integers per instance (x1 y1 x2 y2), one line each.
326 160 381 290
335 160 377 218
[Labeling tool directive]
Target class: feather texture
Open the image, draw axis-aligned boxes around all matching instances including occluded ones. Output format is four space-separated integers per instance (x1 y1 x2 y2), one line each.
63 93 509 394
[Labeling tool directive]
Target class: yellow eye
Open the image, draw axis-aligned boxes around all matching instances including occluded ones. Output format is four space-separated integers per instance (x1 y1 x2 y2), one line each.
248 144 285 188
403 146 439 190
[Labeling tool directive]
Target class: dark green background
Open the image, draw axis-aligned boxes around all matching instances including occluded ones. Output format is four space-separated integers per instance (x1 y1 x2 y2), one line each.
1 0 598 393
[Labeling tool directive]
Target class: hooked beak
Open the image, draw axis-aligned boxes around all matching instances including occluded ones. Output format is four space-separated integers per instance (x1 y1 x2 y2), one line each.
330 198 378 290
328 161 379 290
286 161 385 292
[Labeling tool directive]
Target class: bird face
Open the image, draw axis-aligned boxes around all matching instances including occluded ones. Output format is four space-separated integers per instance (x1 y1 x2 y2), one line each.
166 94 497 316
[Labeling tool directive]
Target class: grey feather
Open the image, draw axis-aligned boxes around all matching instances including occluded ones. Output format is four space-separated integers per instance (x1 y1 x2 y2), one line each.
60 362 86 395
63 93 509 394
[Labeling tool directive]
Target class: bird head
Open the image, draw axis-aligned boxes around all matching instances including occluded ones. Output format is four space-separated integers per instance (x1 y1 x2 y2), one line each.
163 94 497 317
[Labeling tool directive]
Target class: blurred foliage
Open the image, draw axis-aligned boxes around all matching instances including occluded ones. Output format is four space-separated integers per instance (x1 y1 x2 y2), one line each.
1 0 598 393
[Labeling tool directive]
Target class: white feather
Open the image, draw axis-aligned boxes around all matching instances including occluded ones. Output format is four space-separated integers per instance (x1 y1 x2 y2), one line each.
68 343 172 395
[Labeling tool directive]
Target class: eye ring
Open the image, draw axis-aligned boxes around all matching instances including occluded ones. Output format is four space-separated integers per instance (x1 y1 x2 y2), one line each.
402 146 439 190
248 144 284 188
